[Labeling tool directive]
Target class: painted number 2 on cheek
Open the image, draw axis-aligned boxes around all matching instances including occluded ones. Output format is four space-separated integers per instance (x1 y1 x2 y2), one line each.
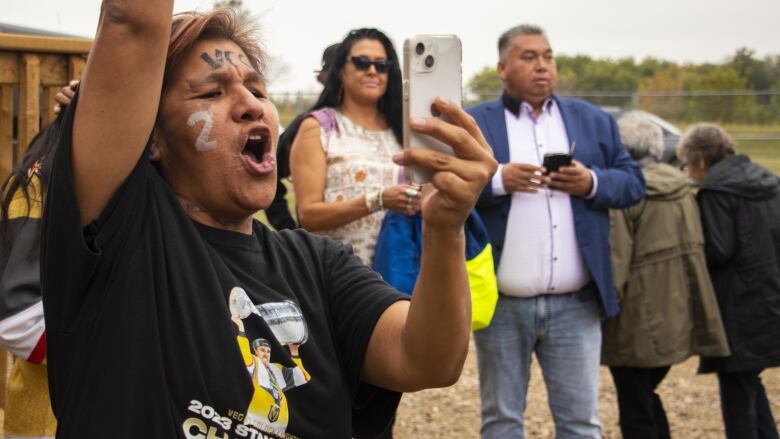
187 111 217 152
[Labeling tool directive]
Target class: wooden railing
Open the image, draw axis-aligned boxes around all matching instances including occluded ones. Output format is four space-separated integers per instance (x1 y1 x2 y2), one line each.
0 32 91 408
0 33 90 177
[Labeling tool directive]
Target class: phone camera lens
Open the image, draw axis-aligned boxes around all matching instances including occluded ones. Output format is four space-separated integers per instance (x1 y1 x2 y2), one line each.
415 42 425 55
424 55 435 68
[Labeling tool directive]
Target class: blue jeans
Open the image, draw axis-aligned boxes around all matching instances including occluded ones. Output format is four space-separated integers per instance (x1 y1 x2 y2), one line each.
474 286 603 439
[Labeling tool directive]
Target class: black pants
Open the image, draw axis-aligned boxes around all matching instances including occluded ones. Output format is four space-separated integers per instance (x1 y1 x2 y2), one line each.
610 366 671 439
718 369 779 439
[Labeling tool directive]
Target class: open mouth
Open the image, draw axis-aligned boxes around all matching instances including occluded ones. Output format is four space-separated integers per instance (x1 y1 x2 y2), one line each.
241 127 276 175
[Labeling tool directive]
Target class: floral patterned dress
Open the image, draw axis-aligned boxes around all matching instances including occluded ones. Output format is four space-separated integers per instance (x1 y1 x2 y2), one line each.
309 107 402 265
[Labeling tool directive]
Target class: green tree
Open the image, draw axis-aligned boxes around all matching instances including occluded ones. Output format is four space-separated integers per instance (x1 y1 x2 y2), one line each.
636 57 675 79
555 54 592 93
730 48 771 91
465 49 780 123
685 67 755 123
575 59 639 106
638 65 688 121
466 66 501 104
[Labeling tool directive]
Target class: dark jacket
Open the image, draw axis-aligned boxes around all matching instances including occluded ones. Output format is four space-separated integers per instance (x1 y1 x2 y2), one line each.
467 95 645 317
697 154 780 373
264 114 305 231
602 163 729 367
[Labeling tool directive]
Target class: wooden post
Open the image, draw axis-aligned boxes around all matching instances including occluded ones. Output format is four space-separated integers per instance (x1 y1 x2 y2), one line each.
0 85 13 178
69 55 86 84
42 86 59 126
19 53 41 156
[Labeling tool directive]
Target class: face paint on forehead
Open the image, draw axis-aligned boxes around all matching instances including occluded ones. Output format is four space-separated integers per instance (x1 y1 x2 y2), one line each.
200 49 245 70
187 104 218 152
200 50 222 70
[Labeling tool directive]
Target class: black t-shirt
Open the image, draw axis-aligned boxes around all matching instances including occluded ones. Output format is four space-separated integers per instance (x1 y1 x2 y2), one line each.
41 94 407 439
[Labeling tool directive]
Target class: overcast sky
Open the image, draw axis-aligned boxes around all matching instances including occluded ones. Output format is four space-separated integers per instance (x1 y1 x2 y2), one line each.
5 0 779 94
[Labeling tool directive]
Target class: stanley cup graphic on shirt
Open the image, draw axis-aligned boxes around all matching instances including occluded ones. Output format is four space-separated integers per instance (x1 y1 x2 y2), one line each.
229 287 312 437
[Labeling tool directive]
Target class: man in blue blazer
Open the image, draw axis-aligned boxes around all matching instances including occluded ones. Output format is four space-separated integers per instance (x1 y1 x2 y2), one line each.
467 25 644 438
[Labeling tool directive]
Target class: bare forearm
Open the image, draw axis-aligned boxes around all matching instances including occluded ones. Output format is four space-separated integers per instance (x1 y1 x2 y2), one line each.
297 197 372 232
401 223 470 389
73 0 172 224
101 0 173 31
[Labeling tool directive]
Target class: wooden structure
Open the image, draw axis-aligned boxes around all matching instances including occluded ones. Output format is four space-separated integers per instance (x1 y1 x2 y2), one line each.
0 33 90 177
0 32 91 408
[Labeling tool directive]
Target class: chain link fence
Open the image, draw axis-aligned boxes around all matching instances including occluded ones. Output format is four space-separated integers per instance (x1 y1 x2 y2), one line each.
270 90 780 173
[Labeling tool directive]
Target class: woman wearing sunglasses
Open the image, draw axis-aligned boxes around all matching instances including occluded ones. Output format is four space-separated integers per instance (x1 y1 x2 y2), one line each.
290 28 421 266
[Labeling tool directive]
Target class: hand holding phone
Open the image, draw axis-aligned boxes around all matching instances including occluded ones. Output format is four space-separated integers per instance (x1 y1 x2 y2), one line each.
547 160 594 197
402 35 462 184
542 153 573 175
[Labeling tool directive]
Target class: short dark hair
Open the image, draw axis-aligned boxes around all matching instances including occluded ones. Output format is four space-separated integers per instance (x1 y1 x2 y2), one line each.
252 338 271 352
498 24 546 58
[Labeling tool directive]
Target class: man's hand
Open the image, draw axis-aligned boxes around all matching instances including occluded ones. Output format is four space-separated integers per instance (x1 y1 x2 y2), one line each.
502 163 549 193
288 344 299 357
231 315 244 333
395 97 497 232
548 160 594 197
53 80 79 116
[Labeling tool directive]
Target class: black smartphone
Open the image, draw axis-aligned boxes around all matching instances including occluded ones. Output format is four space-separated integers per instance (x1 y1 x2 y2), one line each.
542 153 573 174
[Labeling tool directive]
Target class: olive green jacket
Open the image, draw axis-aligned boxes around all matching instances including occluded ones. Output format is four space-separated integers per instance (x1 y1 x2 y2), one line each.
602 163 730 367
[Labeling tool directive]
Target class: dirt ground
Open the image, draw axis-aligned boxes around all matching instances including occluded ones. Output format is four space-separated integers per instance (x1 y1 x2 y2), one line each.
394 338 780 438
1 340 777 437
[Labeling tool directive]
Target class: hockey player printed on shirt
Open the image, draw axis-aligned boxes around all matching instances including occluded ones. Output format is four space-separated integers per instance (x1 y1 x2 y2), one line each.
229 288 311 437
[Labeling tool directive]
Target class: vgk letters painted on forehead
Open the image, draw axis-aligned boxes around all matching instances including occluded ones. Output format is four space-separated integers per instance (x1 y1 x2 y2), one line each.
200 49 253 71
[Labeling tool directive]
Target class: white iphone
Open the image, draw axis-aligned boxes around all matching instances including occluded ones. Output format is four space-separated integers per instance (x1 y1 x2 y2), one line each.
402 35 463 184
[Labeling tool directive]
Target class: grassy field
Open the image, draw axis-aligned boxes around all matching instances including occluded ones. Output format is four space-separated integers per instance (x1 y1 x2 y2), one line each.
723 124 780 174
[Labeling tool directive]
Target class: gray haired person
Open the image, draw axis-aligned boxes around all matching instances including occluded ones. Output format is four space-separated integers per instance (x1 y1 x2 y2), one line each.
603 112 729 439
678 123 780 439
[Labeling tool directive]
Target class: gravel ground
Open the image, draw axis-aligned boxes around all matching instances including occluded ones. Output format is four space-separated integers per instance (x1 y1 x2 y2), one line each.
394 338 780 438
1 340 777 437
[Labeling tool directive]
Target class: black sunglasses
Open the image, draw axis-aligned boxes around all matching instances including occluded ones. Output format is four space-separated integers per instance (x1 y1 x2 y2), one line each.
349 56 393 73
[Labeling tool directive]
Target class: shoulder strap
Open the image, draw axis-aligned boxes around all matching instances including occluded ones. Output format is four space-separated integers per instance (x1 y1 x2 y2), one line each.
309 108 339 134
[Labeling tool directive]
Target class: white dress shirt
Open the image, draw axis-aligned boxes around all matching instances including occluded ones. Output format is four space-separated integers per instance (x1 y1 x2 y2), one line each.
492 98 593 297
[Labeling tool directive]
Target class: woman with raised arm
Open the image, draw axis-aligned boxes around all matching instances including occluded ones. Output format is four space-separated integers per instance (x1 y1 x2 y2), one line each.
40 3 495 438
290 28 421 266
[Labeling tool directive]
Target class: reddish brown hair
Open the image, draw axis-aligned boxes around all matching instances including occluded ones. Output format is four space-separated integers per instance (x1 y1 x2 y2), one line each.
163 9 266 92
